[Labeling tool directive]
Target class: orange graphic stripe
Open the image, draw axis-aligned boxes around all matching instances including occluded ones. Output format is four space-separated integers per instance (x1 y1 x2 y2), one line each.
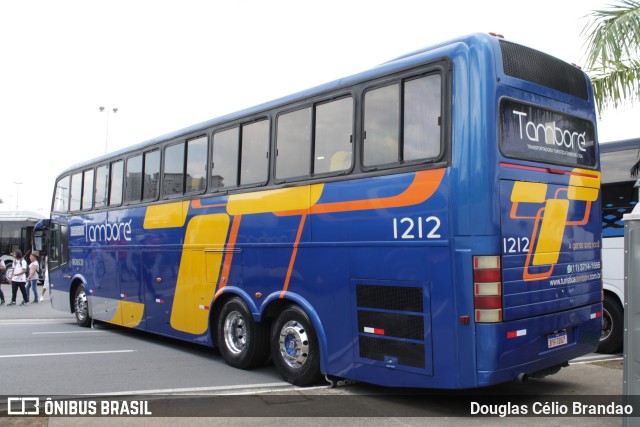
275 169 445 217
217 215 242 294
280 214 307 299
510 202 538 220
192 199 227 209
566 202 592 226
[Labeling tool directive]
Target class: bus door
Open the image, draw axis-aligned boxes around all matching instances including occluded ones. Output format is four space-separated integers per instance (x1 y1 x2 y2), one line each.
48 220 70 313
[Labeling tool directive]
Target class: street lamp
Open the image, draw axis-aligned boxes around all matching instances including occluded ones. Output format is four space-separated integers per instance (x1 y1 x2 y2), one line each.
99 106 119 154
12 182 22 211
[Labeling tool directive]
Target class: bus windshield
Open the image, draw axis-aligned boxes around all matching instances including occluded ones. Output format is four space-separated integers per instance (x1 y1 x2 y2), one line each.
500 99 596 168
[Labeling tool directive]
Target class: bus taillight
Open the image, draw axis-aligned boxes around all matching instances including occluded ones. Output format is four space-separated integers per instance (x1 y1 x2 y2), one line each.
473 256 503 323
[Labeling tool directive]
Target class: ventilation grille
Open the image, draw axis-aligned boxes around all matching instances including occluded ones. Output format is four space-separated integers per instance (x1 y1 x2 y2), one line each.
359 336 426 369
356 285 423 312
355 283 428 372
358 311 424 340
499 40 588 100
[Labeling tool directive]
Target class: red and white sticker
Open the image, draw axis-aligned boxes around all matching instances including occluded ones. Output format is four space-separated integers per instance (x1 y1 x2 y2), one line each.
506 329 527 339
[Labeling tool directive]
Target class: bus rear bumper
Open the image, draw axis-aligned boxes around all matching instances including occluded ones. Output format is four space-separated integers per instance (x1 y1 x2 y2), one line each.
476 302 602 387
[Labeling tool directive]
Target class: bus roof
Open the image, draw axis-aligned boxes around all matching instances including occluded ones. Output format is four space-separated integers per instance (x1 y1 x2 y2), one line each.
0 211 47 222
600 138 640 153
599 138 640 184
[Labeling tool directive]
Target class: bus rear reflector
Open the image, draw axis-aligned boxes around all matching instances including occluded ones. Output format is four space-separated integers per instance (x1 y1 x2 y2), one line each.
475 309 502 323
473 256 503 323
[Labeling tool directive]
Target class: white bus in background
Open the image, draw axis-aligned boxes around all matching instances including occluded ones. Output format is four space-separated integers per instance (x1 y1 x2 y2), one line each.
599 138 639 353
0 211 46 282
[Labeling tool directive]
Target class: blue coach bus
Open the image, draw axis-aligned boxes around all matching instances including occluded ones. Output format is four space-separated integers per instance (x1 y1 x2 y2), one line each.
39 33 602 388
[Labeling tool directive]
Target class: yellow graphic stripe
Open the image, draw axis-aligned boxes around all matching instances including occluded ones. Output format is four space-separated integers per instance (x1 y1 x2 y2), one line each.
171 213 230 335
111 301 145 328
532 199 569 266
227 185 324 216
569 168 601 189
510 181 547 203
143 201 190 229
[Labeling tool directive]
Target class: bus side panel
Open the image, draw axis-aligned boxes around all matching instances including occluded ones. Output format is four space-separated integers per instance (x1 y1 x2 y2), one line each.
307 170 451 387
142 249 181 335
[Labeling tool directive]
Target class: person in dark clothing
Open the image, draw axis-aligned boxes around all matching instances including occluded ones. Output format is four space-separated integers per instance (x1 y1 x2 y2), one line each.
0 261 5 305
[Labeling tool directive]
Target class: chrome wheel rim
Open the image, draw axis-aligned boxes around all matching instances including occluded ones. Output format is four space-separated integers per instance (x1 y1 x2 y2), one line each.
75 289 88 321
223 311 247 355
278 320 309 369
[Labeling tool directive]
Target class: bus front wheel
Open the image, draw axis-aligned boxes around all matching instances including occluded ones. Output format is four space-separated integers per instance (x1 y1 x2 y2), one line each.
74 285 91 328
215 297 269 369
598 293 623 354
270 305 322 386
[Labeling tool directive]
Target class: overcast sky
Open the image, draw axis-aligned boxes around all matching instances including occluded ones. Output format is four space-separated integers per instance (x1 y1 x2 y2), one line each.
0 0 634 213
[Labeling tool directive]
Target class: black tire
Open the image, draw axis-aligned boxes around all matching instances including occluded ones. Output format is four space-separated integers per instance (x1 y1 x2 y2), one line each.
270 305 322 386
598 293 623 354
215 297 269 369
74 284 92 328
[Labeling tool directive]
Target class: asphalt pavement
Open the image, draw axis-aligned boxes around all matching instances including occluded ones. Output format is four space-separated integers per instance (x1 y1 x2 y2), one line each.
0 282 629 426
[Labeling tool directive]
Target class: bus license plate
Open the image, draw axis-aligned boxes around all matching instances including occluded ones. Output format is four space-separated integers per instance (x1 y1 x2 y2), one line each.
547 332 568 349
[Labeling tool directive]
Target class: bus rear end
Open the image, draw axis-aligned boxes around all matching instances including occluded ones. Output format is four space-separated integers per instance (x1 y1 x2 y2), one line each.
474 40 602 386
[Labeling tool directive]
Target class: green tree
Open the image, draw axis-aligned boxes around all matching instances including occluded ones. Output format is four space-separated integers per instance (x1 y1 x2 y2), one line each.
583 0 640 176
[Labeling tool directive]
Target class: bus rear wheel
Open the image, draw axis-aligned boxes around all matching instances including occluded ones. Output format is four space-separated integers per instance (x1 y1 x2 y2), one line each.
270 305 322 386
598 294 623 354
74 285 91 328
215 297 269 369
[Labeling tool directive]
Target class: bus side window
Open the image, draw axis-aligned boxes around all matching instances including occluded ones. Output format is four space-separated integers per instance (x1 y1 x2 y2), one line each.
211 127 239 189
403 75 441 160
315 97 353 174
143 150 160 201
109 160 124 206
69 172 82 212
363 84 400 167
163 143 185 196
276 107 312 180
363 74 442 167
82 169 94 210
240 120 269 186
186 136 207 193
94 165 109 209
125 155 143 203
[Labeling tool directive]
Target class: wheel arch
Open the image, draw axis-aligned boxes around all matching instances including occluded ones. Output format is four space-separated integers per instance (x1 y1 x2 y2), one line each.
603 283 623 308
210 286 260 347
260 291 328 374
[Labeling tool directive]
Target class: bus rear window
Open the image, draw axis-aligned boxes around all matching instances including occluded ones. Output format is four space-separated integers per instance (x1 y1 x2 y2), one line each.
500 99 596 168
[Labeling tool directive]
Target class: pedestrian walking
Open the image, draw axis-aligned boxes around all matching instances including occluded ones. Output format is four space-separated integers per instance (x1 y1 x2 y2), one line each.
26 253 39 303
40 256 48 302
0 261 5 305
7 250 28 306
